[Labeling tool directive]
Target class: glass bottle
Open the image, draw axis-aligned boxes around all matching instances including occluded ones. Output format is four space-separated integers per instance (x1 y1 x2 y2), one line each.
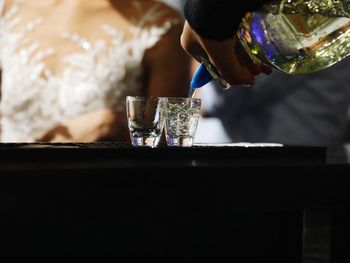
195 0 350 89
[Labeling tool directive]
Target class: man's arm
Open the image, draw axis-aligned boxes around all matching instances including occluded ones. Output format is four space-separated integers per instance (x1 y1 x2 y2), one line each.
184 0 269 41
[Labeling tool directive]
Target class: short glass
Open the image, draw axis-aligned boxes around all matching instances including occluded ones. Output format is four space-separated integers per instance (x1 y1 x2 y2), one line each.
161 97 201 147
126 96 165 147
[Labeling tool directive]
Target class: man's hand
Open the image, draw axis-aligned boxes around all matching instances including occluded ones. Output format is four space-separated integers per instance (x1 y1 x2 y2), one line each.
180 21 271 86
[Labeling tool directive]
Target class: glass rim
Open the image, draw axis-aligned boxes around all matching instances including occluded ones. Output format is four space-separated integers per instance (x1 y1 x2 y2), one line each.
157 96 201 101
126 95 162 101
126 96 201 103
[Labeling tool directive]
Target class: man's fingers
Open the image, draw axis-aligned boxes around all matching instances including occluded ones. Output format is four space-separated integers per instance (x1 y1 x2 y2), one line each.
237 51 272 76
205 41 255 85
213 57 255 85
261 64 272 75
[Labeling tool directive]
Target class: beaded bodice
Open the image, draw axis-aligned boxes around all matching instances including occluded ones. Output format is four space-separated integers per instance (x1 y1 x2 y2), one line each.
0 0 178 141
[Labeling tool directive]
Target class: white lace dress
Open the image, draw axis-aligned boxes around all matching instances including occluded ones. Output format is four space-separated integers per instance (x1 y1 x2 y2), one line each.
0 0 177 142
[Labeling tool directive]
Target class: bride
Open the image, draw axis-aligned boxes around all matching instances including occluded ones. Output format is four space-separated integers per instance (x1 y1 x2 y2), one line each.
0 0 192 142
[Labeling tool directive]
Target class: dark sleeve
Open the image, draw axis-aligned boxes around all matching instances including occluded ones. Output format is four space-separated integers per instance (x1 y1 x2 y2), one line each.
184 0 269 41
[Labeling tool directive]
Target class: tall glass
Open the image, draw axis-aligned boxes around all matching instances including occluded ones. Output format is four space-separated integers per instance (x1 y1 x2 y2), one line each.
162 97 201 147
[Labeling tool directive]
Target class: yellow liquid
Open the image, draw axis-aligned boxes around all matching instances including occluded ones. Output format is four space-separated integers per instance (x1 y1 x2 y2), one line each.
202 0 350 89
238 11 350 74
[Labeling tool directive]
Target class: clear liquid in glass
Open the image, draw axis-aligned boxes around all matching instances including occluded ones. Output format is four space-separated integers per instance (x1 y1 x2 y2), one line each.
163 98 201 147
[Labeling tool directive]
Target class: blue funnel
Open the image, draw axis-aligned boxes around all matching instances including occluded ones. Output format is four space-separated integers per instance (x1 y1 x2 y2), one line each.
190 63 213 89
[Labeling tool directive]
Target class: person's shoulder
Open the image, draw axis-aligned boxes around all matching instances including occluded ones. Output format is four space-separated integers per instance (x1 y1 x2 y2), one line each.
135 0 184 27
1 0 15 15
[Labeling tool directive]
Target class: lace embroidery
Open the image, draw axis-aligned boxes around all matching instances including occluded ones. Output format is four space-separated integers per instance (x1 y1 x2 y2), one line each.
0 0 178 142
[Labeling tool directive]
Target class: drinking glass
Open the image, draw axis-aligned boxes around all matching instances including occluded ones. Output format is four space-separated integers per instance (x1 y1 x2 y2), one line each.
126 96 165 147
162 97 201 147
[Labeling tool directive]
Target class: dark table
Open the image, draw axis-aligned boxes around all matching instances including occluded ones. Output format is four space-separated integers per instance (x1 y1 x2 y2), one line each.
0 143 349 261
